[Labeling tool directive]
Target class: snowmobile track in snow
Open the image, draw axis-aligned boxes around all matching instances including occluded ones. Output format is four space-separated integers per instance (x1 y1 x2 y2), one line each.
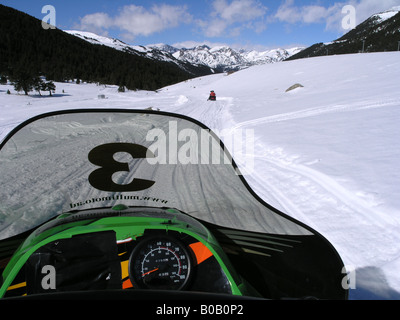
246 147 400 267
231 99 400 130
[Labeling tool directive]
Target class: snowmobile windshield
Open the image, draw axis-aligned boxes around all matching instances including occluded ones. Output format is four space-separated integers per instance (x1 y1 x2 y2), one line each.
0 110 312 239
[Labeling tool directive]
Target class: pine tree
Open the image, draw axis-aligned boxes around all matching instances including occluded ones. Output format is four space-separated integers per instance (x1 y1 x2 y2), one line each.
33 77 45 96
44 81 56 96
0 75 7 84
11 72 34 95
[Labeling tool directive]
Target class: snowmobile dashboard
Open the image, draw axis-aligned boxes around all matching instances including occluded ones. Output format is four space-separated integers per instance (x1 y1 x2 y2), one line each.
0 206 254 299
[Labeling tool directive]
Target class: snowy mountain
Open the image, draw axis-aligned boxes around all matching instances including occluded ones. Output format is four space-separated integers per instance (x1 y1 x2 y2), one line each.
65 30 303 72
289 6 400 60
171 45 303 71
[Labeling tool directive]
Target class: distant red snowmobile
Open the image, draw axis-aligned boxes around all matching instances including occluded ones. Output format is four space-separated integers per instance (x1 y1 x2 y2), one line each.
208 90 216 101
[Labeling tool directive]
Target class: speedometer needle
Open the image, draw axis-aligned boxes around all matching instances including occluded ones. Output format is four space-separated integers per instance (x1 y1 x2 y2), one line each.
142 268 159 277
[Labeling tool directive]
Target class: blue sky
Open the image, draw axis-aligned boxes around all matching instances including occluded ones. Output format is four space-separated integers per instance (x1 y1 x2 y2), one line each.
2 0 400 50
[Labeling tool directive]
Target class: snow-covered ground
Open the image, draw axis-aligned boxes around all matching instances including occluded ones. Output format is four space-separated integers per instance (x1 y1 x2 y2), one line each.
1 52 400 299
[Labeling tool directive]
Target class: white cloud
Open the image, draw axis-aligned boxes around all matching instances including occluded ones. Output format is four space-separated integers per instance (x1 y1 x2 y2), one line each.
76 12 113 36
76 4 192 40
274 0 301 24
198 0 268 37
116 4 192 36
214 0 265 23
302 5 331 24
275 0 341 25
73 0 400 42
202 19 229 37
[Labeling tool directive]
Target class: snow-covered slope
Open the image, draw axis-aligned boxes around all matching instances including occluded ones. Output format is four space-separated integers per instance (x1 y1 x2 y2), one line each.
371 6 400 23
65 30 146 52
1 52 400 299
64 30 178 63
65 30 303 71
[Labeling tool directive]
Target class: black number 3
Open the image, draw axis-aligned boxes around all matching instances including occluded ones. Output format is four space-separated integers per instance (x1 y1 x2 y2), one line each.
88 143 155 192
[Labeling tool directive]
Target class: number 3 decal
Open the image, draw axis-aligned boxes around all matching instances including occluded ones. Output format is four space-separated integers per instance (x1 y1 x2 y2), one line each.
88 143 155 192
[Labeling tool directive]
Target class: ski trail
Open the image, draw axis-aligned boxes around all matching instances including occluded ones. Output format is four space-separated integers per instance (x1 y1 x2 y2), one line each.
200 98 235 131
243 143 400 268
180 97 235 132
231 99 400 130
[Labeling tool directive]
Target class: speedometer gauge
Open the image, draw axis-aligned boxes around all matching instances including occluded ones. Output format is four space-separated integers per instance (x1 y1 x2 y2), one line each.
129 236 192 290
